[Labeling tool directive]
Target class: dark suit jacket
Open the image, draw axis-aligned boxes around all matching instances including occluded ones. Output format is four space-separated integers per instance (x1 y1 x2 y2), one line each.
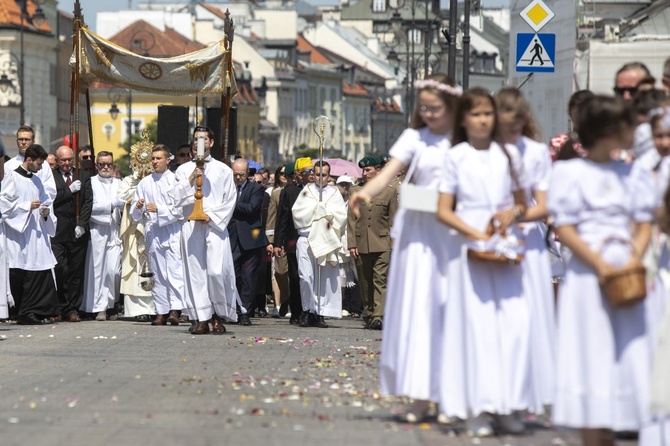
51 168 93 243
274 184 302 253
228 181 269 251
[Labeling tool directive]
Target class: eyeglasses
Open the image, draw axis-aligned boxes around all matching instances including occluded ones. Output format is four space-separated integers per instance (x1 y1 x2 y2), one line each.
97 162 113 168
17 138 33 142
418 105 445 114
82 155 92 160
301 169 314 175
178 153 191 158
278 171 286 176
613 86 637 96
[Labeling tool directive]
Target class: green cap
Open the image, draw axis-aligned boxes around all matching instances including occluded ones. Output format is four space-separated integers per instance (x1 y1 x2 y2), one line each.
358 155 381 168
285 161 295 176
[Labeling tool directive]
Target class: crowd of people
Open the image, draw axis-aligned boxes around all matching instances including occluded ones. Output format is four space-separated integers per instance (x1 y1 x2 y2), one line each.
2 58 670 444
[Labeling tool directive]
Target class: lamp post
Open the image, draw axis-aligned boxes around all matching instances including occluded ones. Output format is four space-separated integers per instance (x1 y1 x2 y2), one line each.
18 0 46 125
108 88 133 154
385 0 448 120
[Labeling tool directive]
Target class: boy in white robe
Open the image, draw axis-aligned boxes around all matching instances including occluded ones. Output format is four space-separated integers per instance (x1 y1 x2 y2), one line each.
292 160 347 328
131 144 186 326
80 151 125 320
0 144 59 324
175 126 239 335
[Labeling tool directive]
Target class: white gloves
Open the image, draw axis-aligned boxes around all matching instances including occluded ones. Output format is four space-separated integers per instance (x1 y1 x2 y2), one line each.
74 226 85 239
112 198 127 208
69 180 81 193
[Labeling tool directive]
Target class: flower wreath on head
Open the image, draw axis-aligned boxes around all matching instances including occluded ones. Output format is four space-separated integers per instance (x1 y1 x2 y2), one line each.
649 106 670 130
414 79 463 97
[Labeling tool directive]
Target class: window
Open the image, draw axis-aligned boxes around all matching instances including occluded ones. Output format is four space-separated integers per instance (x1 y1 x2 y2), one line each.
372 0 386 12
408 29 422 44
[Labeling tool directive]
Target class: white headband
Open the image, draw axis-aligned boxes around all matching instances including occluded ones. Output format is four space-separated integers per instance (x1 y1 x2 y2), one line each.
413 79 463 96
649 107 670 130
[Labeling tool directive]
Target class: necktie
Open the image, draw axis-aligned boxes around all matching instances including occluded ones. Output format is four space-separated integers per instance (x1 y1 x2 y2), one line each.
237 185 242 199
65 172 72 186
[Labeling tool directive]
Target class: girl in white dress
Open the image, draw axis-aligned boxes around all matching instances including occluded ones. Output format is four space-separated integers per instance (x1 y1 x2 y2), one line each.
496 88 555 414
349 74 461 423
547 95 656 445
436 87 531 436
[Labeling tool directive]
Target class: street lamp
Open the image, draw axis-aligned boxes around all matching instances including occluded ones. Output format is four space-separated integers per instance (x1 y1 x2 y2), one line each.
18 0 46 125
384 0 448 120
108 88 133 154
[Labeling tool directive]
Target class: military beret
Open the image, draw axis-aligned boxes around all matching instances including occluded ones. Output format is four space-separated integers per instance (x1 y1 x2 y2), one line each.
358 155 381 168
285 162 295 176
379 154 390 165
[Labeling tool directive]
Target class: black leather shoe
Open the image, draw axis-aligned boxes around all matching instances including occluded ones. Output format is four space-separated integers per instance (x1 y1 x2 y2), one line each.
238 314 252 326
315 316 328 328
369 320 383 330
289 317 300 325
17 314 46 325
299 312 311 327
279 302 289 317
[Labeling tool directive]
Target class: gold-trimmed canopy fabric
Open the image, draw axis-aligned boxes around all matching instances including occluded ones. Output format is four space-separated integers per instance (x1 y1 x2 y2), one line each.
71 27 237 97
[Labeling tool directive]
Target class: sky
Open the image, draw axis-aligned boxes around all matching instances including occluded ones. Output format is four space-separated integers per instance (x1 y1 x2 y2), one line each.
76 0 509 31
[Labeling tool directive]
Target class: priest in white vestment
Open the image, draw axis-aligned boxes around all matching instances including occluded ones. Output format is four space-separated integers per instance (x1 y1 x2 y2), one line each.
5 126 57 204
0 144 59 324
80 152 124 320
131 144 186 326
175 126 239 335
119 173 155 320
292 159 347 328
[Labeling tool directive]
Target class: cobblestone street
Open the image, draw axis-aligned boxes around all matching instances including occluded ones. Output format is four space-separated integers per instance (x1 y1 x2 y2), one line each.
0 316 636 446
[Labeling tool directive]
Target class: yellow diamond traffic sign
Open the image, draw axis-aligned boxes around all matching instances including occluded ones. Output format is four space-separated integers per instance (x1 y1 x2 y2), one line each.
520 0 555 32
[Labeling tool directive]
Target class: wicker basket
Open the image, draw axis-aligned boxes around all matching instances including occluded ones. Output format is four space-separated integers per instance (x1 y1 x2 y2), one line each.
596 238 647 308
466 218 524 265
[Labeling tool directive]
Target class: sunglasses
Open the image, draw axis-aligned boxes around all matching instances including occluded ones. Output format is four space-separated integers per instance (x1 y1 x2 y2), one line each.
278 171 286 176
82 155 92 160
301 169 314 175
613 86 637 96
97 162 113 168
178 153 191 158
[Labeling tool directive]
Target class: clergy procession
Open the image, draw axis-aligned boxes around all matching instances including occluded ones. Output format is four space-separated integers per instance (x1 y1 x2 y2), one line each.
4 61 670 445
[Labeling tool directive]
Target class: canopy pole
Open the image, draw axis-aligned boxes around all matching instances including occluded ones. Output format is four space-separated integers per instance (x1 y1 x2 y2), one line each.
221 9 235 166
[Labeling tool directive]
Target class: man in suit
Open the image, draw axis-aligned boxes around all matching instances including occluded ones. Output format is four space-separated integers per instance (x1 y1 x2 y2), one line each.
347 155 398 330
273 159 306 325
52 145 93 322
228 158 269 326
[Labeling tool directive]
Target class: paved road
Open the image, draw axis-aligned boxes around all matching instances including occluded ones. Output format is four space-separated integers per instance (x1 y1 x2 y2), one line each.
0 316 636 446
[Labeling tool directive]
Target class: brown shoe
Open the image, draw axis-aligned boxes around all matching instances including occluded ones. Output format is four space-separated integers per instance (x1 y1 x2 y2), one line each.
51 315 62 322
67 312 81 322
211 314 226 334
167 310 180 326
151 314 167 326
179 314 189 323
191 321 210 335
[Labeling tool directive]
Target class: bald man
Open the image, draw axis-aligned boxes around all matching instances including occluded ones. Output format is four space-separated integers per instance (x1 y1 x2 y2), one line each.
51 145 93 322
228 158 269 326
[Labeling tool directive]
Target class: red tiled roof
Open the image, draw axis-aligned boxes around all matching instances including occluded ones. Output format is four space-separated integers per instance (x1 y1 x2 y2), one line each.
372 96 402 113
200 2 228 20
343 82 369 96
296 34 331 65
108 20 205 57
234 83 260 106
0 0 52 33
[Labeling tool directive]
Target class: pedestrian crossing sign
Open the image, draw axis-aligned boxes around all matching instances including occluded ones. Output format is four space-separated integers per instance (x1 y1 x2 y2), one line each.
515 33 555 73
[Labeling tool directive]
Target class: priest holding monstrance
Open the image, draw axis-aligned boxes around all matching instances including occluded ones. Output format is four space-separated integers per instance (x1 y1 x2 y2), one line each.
175 126 240 334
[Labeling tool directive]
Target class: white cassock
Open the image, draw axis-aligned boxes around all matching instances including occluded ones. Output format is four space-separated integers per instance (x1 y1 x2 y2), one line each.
131 171 186 315
0 216 8 319
80 175 123 313
118 174 155 316
175 158 239 322
0 168 58 317
5 155 57 205
292 183 347 318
